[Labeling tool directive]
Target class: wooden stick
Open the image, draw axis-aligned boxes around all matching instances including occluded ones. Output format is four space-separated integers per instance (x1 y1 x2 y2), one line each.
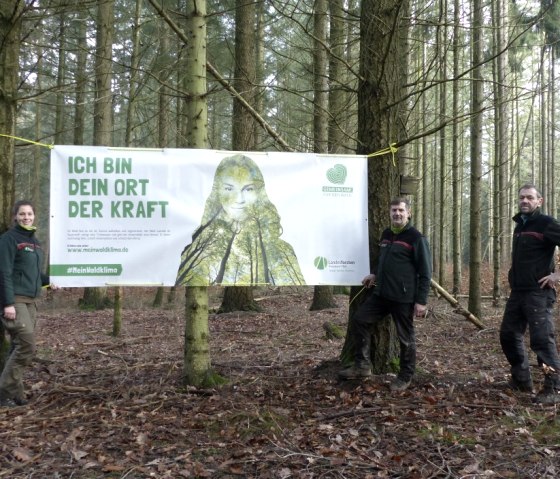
430 279 485 330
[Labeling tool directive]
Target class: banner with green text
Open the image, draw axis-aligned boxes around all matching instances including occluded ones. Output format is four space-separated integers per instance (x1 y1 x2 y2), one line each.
50 146 370 287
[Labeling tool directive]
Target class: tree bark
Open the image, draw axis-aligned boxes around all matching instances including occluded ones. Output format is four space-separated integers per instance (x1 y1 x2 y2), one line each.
309 0 336 311
468 0 483 319
0 0 25 370
220 0 260 313
80 0 114 311
340 0 407 372
451 0 462 295
182 0 212 388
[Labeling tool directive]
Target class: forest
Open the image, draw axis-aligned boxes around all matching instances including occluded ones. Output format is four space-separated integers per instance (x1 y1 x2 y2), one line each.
2 0 560 309
1 0 560 477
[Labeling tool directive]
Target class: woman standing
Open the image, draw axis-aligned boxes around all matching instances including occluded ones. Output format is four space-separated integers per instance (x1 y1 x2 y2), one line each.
0 200 53 407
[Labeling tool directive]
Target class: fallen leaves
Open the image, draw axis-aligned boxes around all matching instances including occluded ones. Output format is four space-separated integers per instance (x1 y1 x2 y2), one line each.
0 288 559 477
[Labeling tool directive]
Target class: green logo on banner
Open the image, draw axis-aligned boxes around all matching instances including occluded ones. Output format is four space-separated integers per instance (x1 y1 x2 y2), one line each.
51 264 122 276
326 164 347 184
314 256 328 270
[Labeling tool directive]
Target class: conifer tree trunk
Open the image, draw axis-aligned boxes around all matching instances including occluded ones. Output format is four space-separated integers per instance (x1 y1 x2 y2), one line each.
451 0 462 295
73 14 87 146
468 0 483 319
153 13 170 309
437 0 447 287
80 0 114 311
491 0 508 305
340 0 407 371
182 0 212 387
0 0 25 370
219 0 260 313
310 0 336 311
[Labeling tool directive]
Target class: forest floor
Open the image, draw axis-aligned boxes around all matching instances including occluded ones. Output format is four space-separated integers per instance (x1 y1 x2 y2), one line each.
0 286 559 478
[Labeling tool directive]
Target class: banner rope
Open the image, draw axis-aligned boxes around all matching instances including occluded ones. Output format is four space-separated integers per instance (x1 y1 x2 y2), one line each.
367 143 398 166
348 285 368 307
1 134 399 163
0 133 54 149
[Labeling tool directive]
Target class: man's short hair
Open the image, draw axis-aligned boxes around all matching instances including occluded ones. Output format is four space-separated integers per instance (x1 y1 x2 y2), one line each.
390 197 411 209
518 184 542 198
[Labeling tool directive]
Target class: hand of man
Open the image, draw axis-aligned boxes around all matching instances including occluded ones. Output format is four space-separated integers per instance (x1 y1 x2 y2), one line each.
538 272 560 290
3 305 16 321
362 274 376 288
414 303 427 318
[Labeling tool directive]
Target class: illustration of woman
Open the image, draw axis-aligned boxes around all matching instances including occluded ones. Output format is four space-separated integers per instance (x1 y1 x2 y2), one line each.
176 154 305 286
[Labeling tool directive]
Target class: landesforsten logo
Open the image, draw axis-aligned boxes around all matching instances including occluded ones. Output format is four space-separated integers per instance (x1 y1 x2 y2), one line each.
314 256 328 270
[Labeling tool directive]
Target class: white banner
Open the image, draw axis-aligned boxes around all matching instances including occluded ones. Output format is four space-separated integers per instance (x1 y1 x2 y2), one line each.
49 146 370 287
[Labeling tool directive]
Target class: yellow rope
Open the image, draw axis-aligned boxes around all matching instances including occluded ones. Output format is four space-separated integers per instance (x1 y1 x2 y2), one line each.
348 285 368 307
367 143 398 166
0 135 399 162
0 133 54 149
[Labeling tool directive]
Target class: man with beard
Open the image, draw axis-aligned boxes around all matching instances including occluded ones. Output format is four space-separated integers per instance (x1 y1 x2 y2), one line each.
338 197 432 392
500 184 560 404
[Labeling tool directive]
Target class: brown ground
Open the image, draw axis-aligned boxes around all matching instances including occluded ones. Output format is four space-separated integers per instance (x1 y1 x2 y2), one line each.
0 286 559 478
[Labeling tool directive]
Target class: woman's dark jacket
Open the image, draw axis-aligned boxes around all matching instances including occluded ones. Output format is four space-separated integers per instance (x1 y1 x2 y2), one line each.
0 224 48 306
373 223 432 305
509 208 560 291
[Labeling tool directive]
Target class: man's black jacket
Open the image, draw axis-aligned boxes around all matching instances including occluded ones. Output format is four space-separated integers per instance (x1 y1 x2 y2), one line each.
509 208 560 291
373 223 432 305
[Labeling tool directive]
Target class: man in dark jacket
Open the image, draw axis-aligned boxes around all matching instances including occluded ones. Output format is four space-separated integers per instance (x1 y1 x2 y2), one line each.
500 184 560 404
339 197 432 391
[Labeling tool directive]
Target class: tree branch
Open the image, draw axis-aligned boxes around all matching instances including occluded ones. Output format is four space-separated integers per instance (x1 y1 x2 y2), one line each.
146 0 295 152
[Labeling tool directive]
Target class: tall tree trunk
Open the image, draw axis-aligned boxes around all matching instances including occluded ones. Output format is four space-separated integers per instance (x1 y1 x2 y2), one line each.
310 0 337 311
451 0 462 295
80 0 115 311
125 0 142 147
183 0 213 387
219 0 260 314
492 0 508 305
54 13 66 144
340 0 407 371
112 0 143 334
32 50 42 210
328 0 345 154
0 0 25 370
73 13 87 146
549 52 556 216
437 0 447 287
468 0 483 319
327 0 351 297
153 9 171 308
539 46 547 211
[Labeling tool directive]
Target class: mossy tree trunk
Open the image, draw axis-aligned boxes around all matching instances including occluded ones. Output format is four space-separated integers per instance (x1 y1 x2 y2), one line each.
182 0 212 387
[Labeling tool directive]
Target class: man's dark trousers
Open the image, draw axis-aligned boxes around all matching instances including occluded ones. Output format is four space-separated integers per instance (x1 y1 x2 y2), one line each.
353 294 415 381
500 289 560 388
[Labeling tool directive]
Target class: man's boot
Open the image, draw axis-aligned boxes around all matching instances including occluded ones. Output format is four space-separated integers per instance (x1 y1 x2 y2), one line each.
338 364 372 380
535 372 560 404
